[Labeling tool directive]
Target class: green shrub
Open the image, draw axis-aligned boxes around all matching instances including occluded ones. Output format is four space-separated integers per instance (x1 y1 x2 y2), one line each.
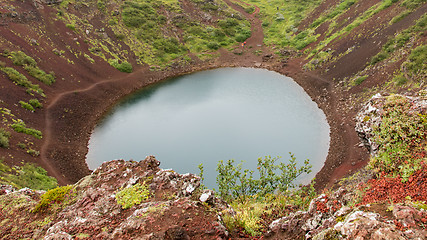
66 24 76 31
0 161 58 191
109 59 133 73
406 45 426 76
401 0 427 9
207 41 220 50
244 6 255 14
369 95 427 181
32 185 72 212
23 65 55 85
19 101 35 112
97 0 106 12
390 10 411 24
0 128 11 148
10 120 42 139
1 67 44 95
9 51 36 66
115 182 150 209
393 74 408 86
216 154 311 202
121 1 155 28
354 75 368 85
29 99 43 108
370 51 389 65
27 148 40 157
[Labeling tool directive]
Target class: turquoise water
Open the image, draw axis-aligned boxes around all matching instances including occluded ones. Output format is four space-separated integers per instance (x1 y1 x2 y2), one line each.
86 68 330 189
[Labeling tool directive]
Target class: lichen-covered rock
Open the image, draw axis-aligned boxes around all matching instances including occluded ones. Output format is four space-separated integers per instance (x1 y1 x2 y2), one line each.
0 156 228 239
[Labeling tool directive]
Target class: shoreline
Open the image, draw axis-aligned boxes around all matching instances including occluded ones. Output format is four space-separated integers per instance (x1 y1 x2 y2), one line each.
41 50 369 190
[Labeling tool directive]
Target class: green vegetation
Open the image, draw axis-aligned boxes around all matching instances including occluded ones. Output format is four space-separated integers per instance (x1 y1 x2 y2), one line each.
19 101 35 112
108 59 133 73
0 128 11 148
8 51 56 85
371 14 426 67
310 0 356 28
213 154 315 236
241 0 321 48
401 0 427 10
216 154 311 202
405 45 426 79
66 23 76 31
354 75 368 86
28 99 43 108
9 51 36 66
18 99 42 112
32 185 73 212
0 160 58 190
23 65 55 85
0 67 44 96
222 184 316 236
369 95 427 181
10 120 43 139
115 182 150 209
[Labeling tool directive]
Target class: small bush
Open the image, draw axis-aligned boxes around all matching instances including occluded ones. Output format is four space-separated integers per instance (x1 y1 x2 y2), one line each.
0 162 58 191
10 120 42 139
406 45 426 76
23 65 55 85
9 51 36 66
0 128 11 148
369 95 427 181
370 51 389 65
115 182 150 209
27 148 40 157
66 24 76 31
17 142 26 149
393 74 408 86
19 101 35 112
109 59 133 73
216 154 311 202
244 6 255 14
354 75 368 85
29 99 43 108
1 67 44 95
32 185 72 212
207 41 220 50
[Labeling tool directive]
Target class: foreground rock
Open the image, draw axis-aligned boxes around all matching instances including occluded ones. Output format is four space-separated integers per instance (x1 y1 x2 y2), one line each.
0 156 228 239
1 156 426 239
265 184 427 240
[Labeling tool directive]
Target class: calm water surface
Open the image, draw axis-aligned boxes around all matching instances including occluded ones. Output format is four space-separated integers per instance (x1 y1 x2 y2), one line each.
86 68 330 189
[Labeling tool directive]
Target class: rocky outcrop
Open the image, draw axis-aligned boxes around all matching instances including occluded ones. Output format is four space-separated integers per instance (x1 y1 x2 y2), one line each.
266 186 427 240
0 156 229 239
355 92 427 155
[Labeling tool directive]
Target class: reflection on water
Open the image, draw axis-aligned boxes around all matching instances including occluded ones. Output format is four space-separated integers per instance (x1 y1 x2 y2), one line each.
86 68 330 189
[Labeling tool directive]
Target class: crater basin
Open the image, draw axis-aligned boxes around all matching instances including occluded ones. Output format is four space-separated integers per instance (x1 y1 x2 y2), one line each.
86 68 330 189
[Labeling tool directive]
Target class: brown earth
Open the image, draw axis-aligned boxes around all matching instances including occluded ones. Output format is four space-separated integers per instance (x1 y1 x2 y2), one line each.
1 0 423 191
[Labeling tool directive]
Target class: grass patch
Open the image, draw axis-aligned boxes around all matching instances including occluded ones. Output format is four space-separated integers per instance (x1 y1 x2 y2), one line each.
0 67 44 96
354 75 368 85
28 99 43 108
0 160 58 190
108 59 133 73
23 65 55 85
10 120 42 139
0 128 11 148
19 101 35 112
